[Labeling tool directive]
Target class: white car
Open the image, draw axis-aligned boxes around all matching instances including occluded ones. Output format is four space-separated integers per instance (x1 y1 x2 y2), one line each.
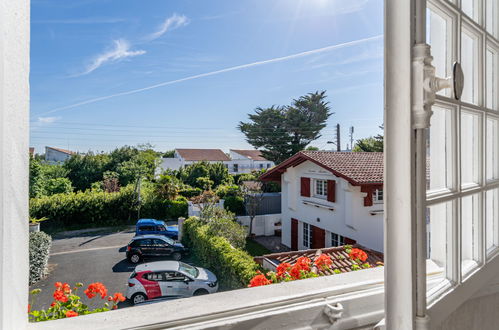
126 260 219 305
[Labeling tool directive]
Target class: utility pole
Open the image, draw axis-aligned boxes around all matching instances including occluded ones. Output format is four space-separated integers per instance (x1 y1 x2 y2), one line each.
327 123 342 151
349 126 354 151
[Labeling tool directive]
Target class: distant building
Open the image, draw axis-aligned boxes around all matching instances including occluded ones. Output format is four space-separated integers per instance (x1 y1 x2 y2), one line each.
157 148 274 175
29 147 34 157
227 150 274 174
261 151 384 253
45 146 74 163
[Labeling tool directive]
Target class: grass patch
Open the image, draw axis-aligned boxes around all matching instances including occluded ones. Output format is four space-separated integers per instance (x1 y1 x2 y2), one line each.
245 238 271 257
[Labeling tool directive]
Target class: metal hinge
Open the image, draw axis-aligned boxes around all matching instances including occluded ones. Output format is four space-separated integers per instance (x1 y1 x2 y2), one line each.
324 302 343 325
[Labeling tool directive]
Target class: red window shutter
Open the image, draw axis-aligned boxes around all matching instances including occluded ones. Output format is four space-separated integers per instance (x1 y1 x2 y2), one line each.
311 225 326 249
344 237 357 245
361 186 373 206
300 177 311 197
327 180 336 202
291 218 298 250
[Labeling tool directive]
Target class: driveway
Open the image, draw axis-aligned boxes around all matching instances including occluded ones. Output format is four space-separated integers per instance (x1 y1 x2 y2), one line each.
30 226 190 311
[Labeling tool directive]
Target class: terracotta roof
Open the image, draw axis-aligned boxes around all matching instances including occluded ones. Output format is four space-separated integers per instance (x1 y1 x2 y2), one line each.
176 149 230 161
260 151 383 185
230 149 268 161
29 147 35 155
46 146 74 155
256 245 383 276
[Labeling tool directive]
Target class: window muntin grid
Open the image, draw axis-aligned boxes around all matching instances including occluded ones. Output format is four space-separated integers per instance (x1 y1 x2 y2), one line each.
427 0 498 299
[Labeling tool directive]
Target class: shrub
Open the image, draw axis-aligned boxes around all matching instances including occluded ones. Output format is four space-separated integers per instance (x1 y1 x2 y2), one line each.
223 195 245 215
44 178 73 196
182 217 258 289
29 232 52 285
178 187 202 198
199 205 246 249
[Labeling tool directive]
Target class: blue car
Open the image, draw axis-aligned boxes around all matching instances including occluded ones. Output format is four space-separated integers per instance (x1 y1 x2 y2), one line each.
135 219 178 240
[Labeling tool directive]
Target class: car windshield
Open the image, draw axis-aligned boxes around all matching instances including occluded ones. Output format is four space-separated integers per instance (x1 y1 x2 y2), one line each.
178 262 198 278
161 236 175 245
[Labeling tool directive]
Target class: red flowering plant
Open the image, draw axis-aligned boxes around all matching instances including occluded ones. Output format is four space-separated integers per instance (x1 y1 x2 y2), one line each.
248 247 377 287
28 281 126 322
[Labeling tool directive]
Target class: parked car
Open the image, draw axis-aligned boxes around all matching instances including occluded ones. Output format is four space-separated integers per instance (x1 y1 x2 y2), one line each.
126 235 188 264
135 219 178 240
126 261 218 305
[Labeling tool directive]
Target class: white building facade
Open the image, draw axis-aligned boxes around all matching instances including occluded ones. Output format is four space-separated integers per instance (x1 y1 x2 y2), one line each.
44 146 74 163
226 150 274 174
261 151 384 253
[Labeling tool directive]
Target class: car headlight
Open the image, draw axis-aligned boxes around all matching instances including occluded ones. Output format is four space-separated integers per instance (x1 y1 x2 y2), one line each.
206 281 217 288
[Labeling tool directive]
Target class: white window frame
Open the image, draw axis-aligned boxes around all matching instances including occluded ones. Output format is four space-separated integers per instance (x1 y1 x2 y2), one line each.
373 189 384 203
303 222 312 248
331 232 345 247
314 179 328 198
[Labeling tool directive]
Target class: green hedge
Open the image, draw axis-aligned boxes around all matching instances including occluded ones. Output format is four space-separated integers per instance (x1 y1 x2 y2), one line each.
29 232 52 285
182 217 258 289
30 185 188 229
223 195 245 215
178 187 202 198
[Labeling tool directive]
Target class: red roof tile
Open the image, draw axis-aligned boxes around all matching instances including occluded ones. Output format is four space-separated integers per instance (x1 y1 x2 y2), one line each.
260 151 383 185
176 149 230 161
256 245 383 276
230 149 268 161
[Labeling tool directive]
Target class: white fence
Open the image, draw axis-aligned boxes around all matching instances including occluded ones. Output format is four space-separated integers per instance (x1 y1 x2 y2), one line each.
236 214 281 236
187 200 225 217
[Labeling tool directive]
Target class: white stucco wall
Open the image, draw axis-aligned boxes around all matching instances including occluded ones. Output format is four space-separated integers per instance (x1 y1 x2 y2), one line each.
281 161 384 252
44 147 71 163
237 214 281 236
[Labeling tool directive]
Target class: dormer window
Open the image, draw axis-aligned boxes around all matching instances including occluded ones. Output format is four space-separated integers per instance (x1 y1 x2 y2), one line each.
314 179 328 198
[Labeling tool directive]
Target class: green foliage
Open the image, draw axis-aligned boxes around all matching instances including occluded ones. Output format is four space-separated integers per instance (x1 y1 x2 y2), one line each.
306 146 319 151
182 217 258 289
195 176 214 190
163 150 175 158
176 162 232 189
64 153 111 192
44 178 73 196
30 185 139 229
353 125 384 152
223 196 245 215
154 174 180 200
29 231 52 285
178 187 202 198
199 205 247 249
239 91 333 163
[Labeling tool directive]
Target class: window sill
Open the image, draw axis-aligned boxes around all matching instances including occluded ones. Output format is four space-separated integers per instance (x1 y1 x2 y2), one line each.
29 267 385 330
303 200 335 211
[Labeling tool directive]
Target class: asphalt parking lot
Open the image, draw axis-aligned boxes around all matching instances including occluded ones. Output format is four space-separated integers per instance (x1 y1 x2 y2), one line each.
29 227 191 311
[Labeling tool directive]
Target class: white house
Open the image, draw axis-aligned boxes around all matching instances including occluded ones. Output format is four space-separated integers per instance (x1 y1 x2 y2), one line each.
158 148 273 175
261 151 384 253
227 149 274 174
44 146 74 163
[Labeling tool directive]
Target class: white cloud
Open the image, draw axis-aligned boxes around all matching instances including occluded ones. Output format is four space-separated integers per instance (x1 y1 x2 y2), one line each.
78 39 146 76
37 116 60 124
147 14 189 41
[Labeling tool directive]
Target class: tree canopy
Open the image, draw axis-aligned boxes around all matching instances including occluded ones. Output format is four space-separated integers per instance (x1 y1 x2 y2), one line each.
352 125 384 152
238 91 332 163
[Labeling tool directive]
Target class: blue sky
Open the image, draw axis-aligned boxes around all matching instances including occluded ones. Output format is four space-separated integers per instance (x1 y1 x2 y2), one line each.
30 0 383 154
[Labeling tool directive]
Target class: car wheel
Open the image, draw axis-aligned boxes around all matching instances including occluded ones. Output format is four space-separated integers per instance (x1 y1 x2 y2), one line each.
129 253 141 264
193 289 209 296
131 292 147 305
172 252 182 261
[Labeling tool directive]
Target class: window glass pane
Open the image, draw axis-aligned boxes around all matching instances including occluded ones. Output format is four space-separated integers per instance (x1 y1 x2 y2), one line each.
427 201 452 283
461 111 481 187
461 29 479 105
486 0 499 38
486 188 499 253
486 117 499 181
428 105 454 193
427 7 451 96
461 193 480 276
486 46 498 110
462 0 478 22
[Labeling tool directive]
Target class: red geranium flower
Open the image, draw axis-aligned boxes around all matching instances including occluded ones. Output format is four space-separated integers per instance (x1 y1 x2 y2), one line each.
84 282 108 299
295 257 311 272
112 292 126 303
65 310 79 318
276 262 291 278
53 289 68 303
248 274 272 287
348 248 368 262
314 254 333 269
28 304 31 313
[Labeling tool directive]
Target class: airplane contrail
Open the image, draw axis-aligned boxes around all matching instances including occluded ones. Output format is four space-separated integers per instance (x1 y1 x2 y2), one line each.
37 34 382 115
